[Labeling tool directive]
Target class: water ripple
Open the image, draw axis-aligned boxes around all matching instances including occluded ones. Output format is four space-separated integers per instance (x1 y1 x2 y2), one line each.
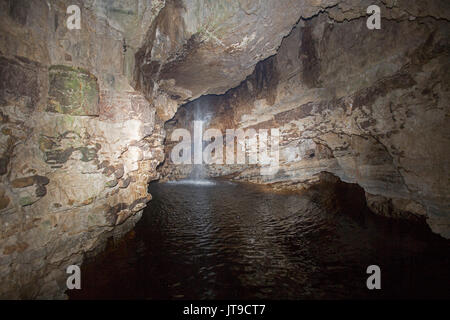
70 181 450 300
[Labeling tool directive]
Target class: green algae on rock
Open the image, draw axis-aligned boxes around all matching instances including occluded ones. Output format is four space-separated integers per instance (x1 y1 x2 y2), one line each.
47 65 99 116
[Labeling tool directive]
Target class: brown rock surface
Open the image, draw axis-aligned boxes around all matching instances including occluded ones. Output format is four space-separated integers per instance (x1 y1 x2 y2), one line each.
0 0 165 299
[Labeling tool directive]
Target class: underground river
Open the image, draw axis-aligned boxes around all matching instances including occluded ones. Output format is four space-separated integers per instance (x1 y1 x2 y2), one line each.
69 180 450 300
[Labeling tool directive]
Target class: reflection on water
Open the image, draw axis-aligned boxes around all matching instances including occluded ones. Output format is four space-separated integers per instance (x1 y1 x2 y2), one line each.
69 181 450 299
166 179 216 186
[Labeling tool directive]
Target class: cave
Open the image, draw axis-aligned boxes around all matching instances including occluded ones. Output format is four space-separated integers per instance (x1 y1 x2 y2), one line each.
0 0 449 302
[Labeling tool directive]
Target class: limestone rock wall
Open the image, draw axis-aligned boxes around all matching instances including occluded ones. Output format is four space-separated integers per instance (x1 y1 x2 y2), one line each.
0 0 165 299
159 1 450 238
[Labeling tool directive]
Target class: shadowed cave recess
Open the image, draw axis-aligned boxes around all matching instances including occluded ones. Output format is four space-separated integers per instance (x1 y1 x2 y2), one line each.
0 0 449 300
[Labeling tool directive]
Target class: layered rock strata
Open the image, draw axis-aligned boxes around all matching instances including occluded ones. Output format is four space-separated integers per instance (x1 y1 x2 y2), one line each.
159 1 450 238
0 0 165 298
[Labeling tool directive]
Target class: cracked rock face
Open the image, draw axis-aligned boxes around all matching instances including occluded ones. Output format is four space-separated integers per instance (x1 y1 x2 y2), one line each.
0 0 165 299
0 0 449 299
134 0 348 120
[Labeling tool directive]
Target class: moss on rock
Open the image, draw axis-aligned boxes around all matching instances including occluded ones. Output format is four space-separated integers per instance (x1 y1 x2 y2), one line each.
47 65 99 116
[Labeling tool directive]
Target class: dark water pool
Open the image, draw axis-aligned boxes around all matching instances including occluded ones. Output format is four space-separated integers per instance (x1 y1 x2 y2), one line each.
69 180 450 299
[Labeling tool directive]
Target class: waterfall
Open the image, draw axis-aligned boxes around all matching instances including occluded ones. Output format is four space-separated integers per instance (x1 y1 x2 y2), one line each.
191 119 206 180
168 99 214 186
180 99 213 185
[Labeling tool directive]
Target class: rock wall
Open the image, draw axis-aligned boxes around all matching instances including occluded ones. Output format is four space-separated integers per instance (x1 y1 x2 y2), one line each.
159 1 450 238
0 0 165 299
